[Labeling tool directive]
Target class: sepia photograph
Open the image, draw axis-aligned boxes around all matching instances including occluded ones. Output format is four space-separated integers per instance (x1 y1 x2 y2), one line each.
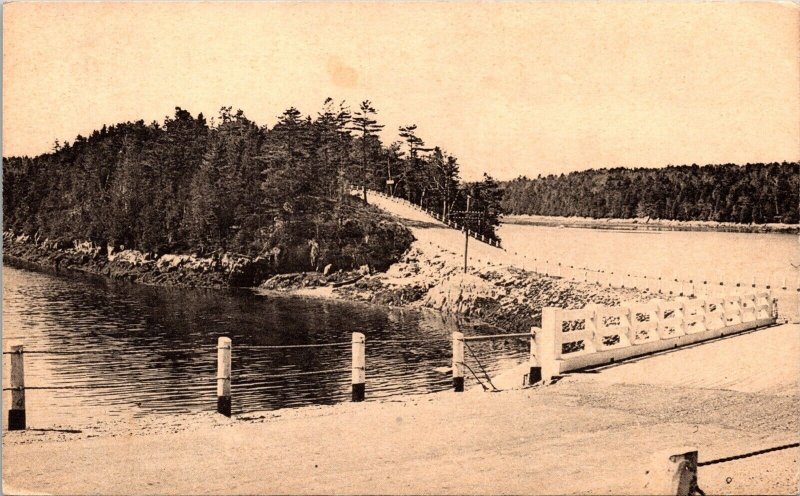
2 1 799 494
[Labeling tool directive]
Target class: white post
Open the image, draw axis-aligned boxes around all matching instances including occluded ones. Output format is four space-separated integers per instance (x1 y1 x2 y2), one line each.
452 332 465 392
351 332 366 401
217 337 232 417
8 344 25 430
646 448 699 496
533 308 560 383
527 326 541 384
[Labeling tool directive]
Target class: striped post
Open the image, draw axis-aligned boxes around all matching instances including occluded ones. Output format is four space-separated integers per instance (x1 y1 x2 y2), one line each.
527 326 542 384
8 344 25 430
647 448 699 495
217 337 232 417
452 332 465 392
533 308 559 383
351 332 366 402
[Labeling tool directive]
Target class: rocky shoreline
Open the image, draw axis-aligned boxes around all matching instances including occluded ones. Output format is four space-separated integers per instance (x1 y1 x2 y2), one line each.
260 245 653 334
5 229 653 335
3 231 273 289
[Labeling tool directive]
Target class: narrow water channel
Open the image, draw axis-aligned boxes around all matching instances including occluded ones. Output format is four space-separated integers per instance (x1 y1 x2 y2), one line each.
2 266 528 427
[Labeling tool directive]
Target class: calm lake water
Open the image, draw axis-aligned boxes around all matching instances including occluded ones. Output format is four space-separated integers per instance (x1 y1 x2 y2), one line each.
499 221 798 286
3 224 798 428
498 222 799 315
2 265 527 428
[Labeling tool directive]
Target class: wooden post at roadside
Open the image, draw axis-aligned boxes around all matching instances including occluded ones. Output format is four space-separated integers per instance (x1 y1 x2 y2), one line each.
527 326 542 384
351 332 366 402
452 332 465 392
530 309 559 384
646 447 699 496
217 337 232 417
8 344 26 430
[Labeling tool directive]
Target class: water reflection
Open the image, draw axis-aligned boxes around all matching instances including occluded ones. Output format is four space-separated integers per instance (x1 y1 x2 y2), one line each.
2 266 528 427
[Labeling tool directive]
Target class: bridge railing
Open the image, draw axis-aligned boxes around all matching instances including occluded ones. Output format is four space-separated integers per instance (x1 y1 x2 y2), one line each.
530 292 777 381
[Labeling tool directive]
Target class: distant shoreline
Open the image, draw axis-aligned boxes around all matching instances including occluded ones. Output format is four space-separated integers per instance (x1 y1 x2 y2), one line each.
503 214 800 234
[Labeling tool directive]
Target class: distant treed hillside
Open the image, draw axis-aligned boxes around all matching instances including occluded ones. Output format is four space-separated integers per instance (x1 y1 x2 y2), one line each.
500 163 799 224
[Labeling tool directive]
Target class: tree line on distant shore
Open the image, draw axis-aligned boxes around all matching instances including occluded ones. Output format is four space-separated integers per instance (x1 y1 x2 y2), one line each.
500 163 799 224
3 101 502 264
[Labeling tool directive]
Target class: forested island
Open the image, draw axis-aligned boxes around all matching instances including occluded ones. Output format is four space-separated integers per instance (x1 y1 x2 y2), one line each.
3 101 501 286
500 163 799 224
5 101 798 288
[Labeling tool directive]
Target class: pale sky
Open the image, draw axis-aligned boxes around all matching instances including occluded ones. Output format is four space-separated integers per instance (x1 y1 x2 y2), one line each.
3 1 799 180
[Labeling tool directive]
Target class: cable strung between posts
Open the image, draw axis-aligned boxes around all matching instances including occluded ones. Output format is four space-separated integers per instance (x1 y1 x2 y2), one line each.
3 384 140 390
2 348 216 355
697 442 799 467
236 342 351 350
2 368 351 390
463 340 500 392
245 367 352 380
461 362 489 391
372 338 451 345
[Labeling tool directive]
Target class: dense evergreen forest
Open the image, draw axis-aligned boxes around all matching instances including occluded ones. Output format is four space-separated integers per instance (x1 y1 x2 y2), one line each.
500 163 799 224
3 101 502 269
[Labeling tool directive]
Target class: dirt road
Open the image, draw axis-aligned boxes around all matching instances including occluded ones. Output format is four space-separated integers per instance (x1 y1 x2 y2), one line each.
5 325 798 495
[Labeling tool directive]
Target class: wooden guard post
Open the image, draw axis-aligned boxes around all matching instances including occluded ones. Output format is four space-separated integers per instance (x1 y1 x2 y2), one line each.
8 344 26 430
452 332 464 392
528 309 559 384
528 327 541 384
217 337 232 417
647 447 699 495
351 332 365 402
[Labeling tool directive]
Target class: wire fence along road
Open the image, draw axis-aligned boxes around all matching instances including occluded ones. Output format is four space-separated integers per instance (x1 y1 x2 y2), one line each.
2 332 530 426
363 190 502 248
364 190 800 304
698 442 800 467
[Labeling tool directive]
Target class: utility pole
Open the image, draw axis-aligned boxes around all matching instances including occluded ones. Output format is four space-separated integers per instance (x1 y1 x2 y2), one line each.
449 195 481 273
464 195 470 273
386 155 394 196
450 196 481 273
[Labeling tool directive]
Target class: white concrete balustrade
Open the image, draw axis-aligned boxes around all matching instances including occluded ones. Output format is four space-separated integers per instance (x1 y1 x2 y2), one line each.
532 292 777 380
